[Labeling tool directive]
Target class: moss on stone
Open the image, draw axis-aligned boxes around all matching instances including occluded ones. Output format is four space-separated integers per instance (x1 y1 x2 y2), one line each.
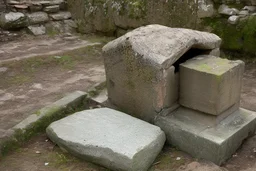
202 16 256 56
0 96 89 158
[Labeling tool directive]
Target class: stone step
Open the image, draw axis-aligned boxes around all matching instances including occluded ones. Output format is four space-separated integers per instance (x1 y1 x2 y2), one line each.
155 107 256 165
46 108 166 171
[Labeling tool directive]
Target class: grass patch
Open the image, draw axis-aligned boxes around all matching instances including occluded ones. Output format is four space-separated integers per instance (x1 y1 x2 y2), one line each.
149 147 191 171
0 44 105 88
0 95 90 158
7 75 31 85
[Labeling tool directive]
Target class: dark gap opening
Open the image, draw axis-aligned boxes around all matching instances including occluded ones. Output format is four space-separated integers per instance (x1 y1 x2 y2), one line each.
173 48 211 73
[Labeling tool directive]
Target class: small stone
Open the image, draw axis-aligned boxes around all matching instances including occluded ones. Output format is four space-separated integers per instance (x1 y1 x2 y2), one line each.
0 67 8 72
197 0 215 18
50 0 64 5
39 1 51 6
63 19 77 28
218 4 239 15
44 162 49 166
176 157 181 160
49 12 71 21
27 25 46 36
228 15 240 24
253 147 256 154
0 12 28 29
13 4 28 9
29 4 43 12
44 5 59 13
32 83 43 89
27 12 49 24
8 1 20 5
35 151 41 154
238 10 249 16
243 6 256 12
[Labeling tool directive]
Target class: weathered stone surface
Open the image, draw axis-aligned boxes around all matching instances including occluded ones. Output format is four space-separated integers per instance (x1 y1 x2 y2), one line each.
243 6 256 12
68 0 198 34
43 5 59 13
180 55 244 115
46 108 166 171
155 107 256 165
27 12 49 24
13 4 28 9
39 1 51 6
27 25 46 35
103 25 221 122
228 15 240 24
198 0 215 18
49 0 64 5
29 4 43 12
49 11 71 20
0 12 28 29
45 20 62 34
218 4 239 15
239 10 249 16
63 19 77 32
8 1 20 5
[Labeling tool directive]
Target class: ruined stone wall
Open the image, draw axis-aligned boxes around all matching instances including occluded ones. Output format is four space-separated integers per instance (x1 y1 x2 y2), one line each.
68 0 256 55
68 0 198 35
0 0 77 35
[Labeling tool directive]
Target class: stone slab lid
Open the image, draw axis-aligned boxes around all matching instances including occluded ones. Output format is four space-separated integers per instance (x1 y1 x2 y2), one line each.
46 108 166 171
103 24 222 69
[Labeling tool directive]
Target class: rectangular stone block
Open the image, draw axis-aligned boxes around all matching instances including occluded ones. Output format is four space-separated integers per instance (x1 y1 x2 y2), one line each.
155 107 256 165
179 55 244 115
47 108 166 171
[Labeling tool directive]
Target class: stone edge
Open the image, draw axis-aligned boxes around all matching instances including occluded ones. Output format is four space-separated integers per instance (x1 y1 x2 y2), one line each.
0 80 106 158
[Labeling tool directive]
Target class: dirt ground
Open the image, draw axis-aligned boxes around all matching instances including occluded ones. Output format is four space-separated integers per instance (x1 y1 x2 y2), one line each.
0 35 256 170
0 35 111 131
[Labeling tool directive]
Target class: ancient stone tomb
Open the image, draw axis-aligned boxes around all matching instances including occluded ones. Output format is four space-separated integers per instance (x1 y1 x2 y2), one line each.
46 24 256 171
103 24 256 165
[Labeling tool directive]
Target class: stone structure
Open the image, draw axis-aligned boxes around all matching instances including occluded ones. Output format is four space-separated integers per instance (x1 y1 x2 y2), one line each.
67 0 256 55
103 24 256 165
103 24 221 123
0 0 76 35
47 108 166 171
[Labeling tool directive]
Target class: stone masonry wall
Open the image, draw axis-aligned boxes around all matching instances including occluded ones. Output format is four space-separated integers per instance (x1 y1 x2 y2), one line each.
68 0 198 36
0 0 77 35
67 0 256 55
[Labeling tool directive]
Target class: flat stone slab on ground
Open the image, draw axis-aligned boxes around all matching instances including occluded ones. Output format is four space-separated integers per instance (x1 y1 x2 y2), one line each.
155 107 256 165
46 108 166 171
180 55 244 115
